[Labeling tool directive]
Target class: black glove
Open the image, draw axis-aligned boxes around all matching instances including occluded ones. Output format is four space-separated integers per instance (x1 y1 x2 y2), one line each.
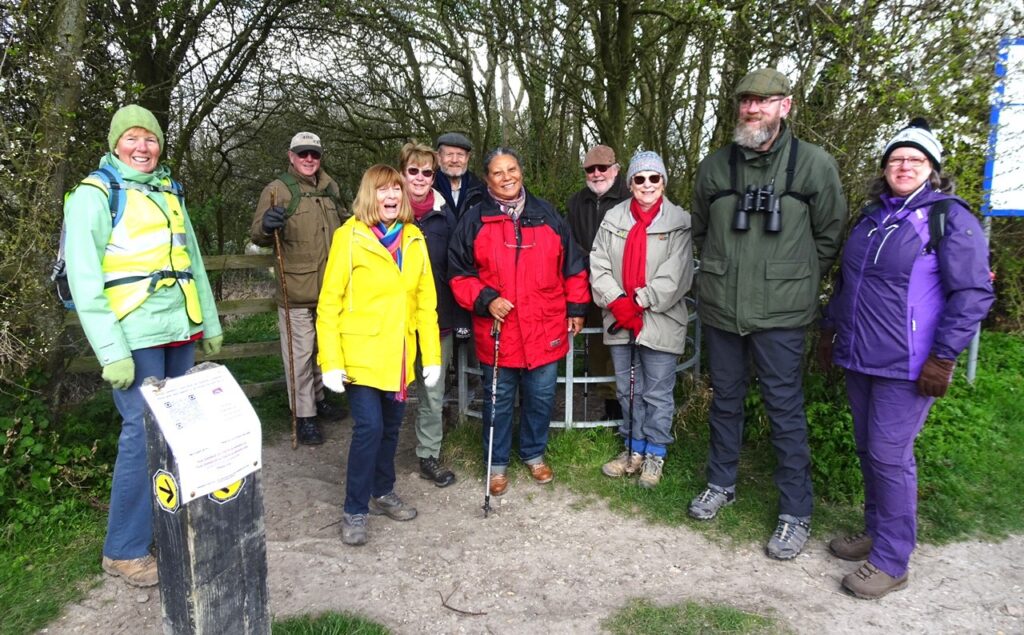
917 355 956 397
261 206 287 234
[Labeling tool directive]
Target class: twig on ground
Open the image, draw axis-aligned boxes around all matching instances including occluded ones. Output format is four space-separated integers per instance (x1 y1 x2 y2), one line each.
439 583 487 616
318 518 342 531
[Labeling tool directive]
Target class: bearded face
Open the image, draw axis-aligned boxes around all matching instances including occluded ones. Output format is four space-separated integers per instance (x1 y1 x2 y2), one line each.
733 95 791 150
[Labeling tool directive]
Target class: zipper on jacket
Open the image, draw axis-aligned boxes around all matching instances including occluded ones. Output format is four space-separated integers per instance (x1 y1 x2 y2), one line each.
872 223 900 264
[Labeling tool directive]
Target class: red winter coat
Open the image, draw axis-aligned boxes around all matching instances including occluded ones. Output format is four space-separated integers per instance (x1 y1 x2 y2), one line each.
449 191 590 369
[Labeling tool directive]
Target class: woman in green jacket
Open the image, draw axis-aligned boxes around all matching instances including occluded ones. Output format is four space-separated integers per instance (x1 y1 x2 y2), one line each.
63 105 222 587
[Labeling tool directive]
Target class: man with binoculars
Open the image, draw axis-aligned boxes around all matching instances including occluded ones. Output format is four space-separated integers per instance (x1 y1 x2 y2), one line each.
688 68 847 560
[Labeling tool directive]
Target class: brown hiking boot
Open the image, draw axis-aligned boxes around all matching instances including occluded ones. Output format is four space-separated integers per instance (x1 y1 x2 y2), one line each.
527 462 554 484
842 562 908 600
102 555 158 587
637 454 665 489
602 451 644 478
829 531 873 561
489 473 508 496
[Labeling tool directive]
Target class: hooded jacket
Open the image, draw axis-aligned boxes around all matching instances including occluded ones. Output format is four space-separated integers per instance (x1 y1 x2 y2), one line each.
824 187 993 379
64 154 222 365
590 198 693 354
692 123 847 334
316 218 441 391
250 166 347 308
449 190 590 369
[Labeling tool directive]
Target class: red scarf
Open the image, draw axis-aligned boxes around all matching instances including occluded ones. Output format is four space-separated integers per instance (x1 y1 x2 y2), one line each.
410 190 435 221
622 197 662 297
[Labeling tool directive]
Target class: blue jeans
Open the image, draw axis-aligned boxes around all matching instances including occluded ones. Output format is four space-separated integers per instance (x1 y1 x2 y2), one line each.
481 361 557 470
609 344 679 453
344 384 406 515
105 344 195 560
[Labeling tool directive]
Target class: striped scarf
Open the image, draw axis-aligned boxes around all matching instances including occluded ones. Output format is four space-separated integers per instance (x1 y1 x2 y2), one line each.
372 221 408 400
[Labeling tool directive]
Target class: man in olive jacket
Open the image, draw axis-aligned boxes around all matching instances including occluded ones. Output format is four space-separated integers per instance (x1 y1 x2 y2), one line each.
250 132 350 445
687 69 847 560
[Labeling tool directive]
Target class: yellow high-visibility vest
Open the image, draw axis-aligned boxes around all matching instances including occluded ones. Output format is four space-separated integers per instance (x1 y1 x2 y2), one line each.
84 174 203 323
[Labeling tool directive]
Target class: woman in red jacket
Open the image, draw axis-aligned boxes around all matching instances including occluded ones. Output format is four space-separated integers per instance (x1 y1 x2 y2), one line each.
449 148 590 497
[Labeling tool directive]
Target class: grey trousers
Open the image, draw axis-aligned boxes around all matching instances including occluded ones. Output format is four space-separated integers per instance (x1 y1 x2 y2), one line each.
609 343 679 447
278 306 324 418
704 325 813 518
412 333 454 458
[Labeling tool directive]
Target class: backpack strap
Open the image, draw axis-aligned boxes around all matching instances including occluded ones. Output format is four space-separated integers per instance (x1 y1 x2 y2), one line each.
926 198 951 255
707 144 741 205
277 172 304 217
781 137 811 204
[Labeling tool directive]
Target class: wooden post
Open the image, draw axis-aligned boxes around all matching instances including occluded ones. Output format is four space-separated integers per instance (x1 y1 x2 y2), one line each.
144 370 270 635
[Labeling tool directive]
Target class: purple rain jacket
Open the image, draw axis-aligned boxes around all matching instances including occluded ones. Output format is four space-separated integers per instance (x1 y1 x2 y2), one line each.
824 186 994 381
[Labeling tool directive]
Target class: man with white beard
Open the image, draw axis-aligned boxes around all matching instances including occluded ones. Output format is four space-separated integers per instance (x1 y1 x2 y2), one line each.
567 144 631 420
434 132 485 219
686 68 847 560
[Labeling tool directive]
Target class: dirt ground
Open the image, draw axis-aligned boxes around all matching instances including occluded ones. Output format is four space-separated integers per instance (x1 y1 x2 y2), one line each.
43 413 1024 635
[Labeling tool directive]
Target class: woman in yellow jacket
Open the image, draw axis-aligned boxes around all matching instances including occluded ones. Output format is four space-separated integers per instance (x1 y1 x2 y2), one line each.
317 164 441 546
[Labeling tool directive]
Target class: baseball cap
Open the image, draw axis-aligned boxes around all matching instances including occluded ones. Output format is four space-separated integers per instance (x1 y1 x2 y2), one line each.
290 132 322 154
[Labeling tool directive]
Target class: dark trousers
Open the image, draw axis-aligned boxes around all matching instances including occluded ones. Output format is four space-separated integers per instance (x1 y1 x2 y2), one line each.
344 384 406 515
846 370 933 578
704 325 813 518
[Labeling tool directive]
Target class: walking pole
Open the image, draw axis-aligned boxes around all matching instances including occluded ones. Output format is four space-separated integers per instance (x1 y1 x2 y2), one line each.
271 192 299 450
582 328 590 416
483 319 501 518
627 335 638 472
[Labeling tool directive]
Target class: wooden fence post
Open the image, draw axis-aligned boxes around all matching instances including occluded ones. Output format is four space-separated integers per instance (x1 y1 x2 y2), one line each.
144 373 270 635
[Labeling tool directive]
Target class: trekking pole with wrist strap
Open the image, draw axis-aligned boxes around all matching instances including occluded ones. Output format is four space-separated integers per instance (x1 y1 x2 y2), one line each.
271 191 299 450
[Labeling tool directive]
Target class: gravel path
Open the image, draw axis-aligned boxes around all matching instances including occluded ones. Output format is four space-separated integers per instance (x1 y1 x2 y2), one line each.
43 419 1024 634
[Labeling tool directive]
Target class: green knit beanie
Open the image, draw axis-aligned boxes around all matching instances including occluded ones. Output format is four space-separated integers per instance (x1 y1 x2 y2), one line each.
108 105 164 153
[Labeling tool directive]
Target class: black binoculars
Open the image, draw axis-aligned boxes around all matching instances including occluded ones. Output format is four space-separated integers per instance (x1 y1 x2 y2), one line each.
732 182 782 233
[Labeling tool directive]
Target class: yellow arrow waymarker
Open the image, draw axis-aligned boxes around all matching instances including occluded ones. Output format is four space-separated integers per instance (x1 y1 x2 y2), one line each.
153 470 179 513
209 478 245 504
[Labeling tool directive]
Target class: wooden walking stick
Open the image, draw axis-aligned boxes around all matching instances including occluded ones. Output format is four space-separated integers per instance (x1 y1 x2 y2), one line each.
271 191 299 449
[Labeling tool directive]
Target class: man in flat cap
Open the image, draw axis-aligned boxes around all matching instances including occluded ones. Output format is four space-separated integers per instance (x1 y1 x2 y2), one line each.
566 144 631 421
435 132 485 219
687 68 847 559
251 132 350 444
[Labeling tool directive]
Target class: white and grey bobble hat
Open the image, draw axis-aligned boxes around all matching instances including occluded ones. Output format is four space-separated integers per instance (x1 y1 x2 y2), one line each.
881 117 942 170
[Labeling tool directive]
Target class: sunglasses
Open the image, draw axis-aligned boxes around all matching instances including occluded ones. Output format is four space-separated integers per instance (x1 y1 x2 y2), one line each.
296 150 321 160
632 174 662 185
405 167 434 178
585 164 613 174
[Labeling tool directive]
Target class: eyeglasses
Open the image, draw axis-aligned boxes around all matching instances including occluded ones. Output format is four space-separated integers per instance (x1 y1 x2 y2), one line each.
632 174 662 185
887 156 928 168
585 164 613 174
738 95 786 109
405 167 434 178
296 150 321 160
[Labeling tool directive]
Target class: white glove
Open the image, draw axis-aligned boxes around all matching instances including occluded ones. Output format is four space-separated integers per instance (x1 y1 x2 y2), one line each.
323 369 348 393
422 365 442 388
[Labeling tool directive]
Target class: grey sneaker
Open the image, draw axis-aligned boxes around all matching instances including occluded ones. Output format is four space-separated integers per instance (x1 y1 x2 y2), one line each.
766 514 811 560
687 485 735 520
341 513 368 546
602 451 644 478
829 531 873 561
369 492 417 521
638 454 665 489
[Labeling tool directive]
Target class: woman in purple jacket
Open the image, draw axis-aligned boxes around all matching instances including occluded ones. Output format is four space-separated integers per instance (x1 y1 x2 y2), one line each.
820 118 994 600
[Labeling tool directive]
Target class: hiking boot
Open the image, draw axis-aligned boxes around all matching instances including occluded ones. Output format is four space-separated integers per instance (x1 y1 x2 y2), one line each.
829 531 873 561
316 399 347 421
527 462 554 484
842 562 908 600
341 513 368 546
688 485 735 520
419 457 456 487
296 417 324 445
638 454 665 489
369 492 417 521
102 555 158 587
601 451 644 478
766 514 811 560
489 473 508 496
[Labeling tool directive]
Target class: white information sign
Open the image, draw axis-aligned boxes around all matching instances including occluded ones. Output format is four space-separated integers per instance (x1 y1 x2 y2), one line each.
141 364 262 504
985 38 1024 216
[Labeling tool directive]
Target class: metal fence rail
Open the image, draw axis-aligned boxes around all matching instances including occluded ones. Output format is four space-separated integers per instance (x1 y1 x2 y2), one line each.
456 298 700 428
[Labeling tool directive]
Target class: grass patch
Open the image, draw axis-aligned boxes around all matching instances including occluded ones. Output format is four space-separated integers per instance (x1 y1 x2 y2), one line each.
273 611 390 634
0 505 105 635
603 598 786 634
